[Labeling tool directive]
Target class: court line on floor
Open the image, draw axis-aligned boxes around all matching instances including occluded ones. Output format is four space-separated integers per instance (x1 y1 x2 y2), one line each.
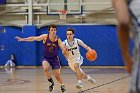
79 75 130 93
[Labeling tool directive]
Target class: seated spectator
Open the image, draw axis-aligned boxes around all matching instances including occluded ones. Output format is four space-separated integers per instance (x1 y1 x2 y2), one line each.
4 54 16 68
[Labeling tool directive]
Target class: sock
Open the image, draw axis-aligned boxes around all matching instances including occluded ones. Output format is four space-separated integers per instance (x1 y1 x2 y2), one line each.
61 84 65 86
78 80 82 84
48 78 54 83
87 75 91 80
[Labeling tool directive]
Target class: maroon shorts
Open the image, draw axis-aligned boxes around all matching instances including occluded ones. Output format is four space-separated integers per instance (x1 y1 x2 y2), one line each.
42 56 60 70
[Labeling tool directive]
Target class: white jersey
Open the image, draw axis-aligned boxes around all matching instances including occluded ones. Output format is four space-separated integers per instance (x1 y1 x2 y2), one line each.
62 38 84 63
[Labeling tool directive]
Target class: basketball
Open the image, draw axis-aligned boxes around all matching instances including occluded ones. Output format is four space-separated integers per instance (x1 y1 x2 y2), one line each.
86 49 97 61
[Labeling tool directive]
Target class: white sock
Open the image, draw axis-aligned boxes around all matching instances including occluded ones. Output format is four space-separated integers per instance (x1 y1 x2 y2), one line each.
87 75 91 80
78 80 82 84
60 84 65 86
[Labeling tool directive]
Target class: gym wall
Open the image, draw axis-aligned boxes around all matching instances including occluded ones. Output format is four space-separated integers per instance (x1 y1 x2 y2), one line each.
0 25 124 66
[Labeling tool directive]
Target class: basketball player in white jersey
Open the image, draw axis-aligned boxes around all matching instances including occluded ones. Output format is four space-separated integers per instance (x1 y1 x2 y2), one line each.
112 0 140 92
62 28 96 90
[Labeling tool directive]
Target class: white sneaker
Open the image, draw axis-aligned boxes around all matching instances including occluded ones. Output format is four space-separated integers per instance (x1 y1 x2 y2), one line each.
88 78 96 84
76 83 83 90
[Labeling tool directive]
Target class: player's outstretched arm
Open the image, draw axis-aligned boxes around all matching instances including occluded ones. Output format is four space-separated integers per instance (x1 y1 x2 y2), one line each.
15 34 47 42
15 36 36 42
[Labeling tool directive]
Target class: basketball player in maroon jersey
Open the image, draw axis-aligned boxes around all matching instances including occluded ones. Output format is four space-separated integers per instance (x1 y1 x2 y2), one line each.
15 24 66 92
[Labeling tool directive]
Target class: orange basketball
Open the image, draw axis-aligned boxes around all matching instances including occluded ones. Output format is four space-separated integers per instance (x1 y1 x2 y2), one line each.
86 49 97 61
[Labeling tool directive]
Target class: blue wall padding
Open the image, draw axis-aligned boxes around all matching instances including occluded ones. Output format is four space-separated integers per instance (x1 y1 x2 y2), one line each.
0 25 125 66
0 0 6 4
0 26 23 65
22 25 38 66
38 25 124 66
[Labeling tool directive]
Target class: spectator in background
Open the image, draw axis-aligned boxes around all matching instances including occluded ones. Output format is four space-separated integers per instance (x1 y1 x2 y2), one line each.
4 54 16 68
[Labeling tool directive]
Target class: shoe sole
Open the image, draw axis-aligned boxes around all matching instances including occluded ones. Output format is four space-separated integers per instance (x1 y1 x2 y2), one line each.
61 90 66 93
61 91 66 93
88 80 96 84
76 85 83 90
89 81 96 84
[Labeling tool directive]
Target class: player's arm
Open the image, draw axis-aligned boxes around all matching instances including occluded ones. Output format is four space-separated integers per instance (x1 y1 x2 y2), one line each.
15 34 47 42
58 39 69 58
77 39 91 51
58 38 64 50
112 0 132 73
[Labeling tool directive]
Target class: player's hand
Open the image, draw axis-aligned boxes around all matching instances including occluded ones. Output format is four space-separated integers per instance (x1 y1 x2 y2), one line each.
62 46 69 58
87 46 92 51
62 47 68 54
15 36 23 42
124 53 133 74
125 58 133 74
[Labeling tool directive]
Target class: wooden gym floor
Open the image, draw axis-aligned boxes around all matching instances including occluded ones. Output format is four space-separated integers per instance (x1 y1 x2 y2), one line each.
0 67 129 93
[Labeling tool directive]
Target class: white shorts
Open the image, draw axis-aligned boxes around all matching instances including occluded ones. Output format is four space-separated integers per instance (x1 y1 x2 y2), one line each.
68 56 83 72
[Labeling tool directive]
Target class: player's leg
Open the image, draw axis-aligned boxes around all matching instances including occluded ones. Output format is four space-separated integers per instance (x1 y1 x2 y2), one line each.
68 57 84 90
73 63 83 89
53 69 66 92
42 60 54 92
42 60 51 79
76 57 96 84
81 71 96 84
52 56 66 92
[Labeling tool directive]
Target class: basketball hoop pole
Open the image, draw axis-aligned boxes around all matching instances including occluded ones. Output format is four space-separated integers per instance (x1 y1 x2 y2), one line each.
57 10 68 20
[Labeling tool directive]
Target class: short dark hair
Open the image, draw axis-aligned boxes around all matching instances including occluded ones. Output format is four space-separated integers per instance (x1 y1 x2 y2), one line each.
48 24 57 31
67 28 75 34
10 54 15 58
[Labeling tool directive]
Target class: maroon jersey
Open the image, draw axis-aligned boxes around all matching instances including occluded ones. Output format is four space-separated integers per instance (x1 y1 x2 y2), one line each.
43 35 59 57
